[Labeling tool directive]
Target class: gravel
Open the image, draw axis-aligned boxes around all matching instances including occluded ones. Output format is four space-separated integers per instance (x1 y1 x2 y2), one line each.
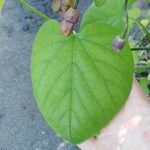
0 0 91 149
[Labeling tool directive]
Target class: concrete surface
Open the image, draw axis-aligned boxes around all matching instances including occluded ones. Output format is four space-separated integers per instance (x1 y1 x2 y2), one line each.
0 0 91 149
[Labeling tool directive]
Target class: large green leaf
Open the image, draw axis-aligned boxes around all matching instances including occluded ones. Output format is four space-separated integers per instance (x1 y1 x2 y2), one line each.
81 0 138 31
31 19 134 144
0 0 4 9
94 0 136 7
81 0 125 31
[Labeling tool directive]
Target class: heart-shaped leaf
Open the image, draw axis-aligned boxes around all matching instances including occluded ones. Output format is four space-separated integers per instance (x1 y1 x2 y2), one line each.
31 17 134 144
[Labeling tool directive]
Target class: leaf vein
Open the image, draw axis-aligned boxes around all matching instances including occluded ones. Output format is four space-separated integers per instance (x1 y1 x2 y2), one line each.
74 88 97 124
77 37 116 107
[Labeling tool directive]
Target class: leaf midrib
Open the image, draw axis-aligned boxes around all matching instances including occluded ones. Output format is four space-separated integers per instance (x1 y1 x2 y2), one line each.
69 36 75 141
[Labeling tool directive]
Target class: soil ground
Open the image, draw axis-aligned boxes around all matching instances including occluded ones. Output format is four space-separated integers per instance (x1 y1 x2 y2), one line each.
0 0 91 149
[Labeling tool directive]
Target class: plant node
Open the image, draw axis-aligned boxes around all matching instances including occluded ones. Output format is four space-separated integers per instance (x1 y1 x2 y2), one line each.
60 7 79 36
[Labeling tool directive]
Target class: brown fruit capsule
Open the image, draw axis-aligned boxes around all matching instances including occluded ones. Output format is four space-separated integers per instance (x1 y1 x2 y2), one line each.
60 3 69 15
60 19 74 36
64 7 79 24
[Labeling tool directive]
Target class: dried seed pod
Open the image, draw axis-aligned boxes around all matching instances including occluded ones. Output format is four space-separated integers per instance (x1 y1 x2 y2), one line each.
112 36 125 52
60 0 70 15
60 3 69 15
60 19 74 36
52 0 61 13
64 7 79 24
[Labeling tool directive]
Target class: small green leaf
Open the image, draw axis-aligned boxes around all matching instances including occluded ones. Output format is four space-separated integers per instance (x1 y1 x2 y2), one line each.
140 19 149 28
146 9 150 20
128 8 141 19
0 0 4 9
128 8 141 30
139 77 149 94
128 0 137 6
31 19 134 144
132 51 139 63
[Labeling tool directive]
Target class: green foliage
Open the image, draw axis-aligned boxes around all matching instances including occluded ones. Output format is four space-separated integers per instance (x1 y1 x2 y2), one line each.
0 0 149 145
81 0 125 31
31 1 134 143
17 0 50 21
94 0 137 7
139 77 150 94
128 0 150 94
94 0 105 7
128 0 136 6
140 19 149 28
128 8 141 19
14 0 150 145
82 0 141 31
0 0 4 9
128 7 141 29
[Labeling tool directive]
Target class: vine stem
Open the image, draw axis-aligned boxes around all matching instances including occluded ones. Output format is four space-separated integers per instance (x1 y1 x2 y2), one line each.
121 0 129 39
131 47 150 51
17 0 50 21
74 0 79 8
129 17 149 37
